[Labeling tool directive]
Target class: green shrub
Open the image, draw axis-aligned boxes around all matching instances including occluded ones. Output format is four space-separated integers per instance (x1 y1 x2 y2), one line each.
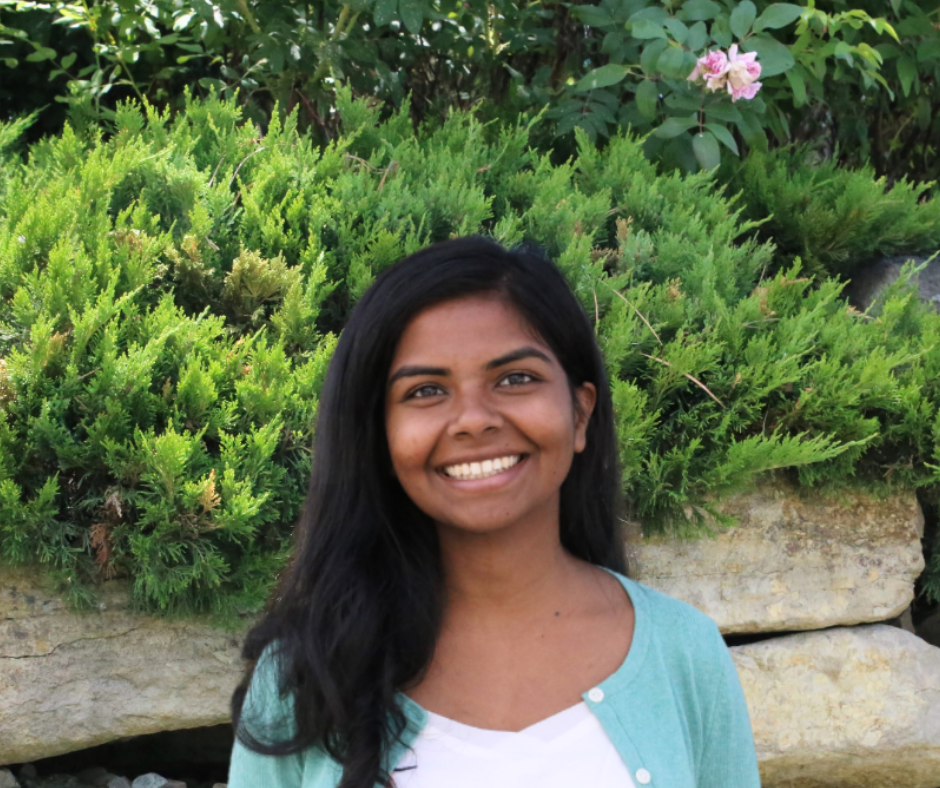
726 146 940 280
1 92 939 619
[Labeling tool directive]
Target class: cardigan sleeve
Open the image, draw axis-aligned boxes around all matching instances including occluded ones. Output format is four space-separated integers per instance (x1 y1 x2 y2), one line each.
228 643 305 788
697 626 762 788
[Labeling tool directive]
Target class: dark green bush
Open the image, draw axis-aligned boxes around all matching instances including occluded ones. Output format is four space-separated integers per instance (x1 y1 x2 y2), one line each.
1 92 939 619
726 146 940 280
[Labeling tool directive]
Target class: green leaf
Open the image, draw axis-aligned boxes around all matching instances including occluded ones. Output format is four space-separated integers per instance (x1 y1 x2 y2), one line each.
665 92 702 111
657 46 687 78
692 130 721 169
373 0 397 27
631 19 668 40
753 4 804 32
630 7 669 24
897 54 917 97
174 12 195 30
735 110 767 150
61 52 77 70
575 64 630 92
703 103 742 123
743 35 795 77
574 6 614 27
635 79 660 121
664 18 689 44
686 21 709 51
640 39 670 73
704 122 739 155
730 1 757 38
785 68 807 106
26 47 56 63
399 0 424 33
679 0 722 22
3 58 17 68
710 15 733 48
655 116 698 138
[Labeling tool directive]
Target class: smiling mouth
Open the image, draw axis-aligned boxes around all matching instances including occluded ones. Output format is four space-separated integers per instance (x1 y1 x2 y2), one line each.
441 455 524 481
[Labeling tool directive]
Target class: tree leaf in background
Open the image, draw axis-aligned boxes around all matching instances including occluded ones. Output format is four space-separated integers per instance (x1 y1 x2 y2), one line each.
399 0 424 33
785 67 807 106
635 79 660 121
753 4 804 32
26 46 57 62
657 46 687 79
743 35 795 77
574 5 615 27
897 54 917 97
686 21 709 51
705 122 739 155
576 64 630 92
664 18 689 44
679 0 722 23
373 0 397 27
631 19 668 40
655 116 698 138
692 130 721 169
730 1 757 39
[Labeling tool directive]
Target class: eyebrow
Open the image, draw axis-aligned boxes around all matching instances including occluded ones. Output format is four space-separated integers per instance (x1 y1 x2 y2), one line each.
387 346 553 387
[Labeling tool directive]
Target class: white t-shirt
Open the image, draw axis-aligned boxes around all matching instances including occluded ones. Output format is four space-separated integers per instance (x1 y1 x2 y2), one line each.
392 701 637 788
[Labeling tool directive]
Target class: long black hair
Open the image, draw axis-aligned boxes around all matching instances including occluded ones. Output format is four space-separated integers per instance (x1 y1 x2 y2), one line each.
231 236 626 788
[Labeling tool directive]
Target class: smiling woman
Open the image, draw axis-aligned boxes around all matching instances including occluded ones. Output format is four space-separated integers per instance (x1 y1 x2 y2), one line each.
226 237 761 788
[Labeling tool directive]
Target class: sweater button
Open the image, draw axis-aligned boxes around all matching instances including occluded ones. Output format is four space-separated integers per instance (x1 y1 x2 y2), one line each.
587 687 605 703
635 768 651 784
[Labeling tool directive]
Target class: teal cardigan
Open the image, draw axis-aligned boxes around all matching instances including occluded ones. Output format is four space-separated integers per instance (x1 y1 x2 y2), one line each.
228 572 761 788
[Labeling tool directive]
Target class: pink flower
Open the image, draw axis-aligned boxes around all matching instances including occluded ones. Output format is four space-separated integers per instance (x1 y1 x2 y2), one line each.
688 49 729 92
725 44 762 102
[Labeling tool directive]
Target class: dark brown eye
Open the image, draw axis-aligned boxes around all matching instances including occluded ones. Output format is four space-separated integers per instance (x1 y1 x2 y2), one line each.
410 384 444 399
499 373 535 386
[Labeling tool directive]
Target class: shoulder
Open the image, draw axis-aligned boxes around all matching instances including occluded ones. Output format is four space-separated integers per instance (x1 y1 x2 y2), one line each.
618 573 731 691
238 638 297 740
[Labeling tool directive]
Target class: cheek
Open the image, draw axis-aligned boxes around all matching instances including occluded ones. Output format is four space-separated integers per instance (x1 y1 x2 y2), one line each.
386 412 436 476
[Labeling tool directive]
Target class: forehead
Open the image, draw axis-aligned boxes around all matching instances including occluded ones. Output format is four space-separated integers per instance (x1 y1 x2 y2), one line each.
391 294 551 364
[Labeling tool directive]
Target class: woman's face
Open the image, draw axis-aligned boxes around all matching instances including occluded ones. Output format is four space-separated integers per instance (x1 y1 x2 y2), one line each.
385 293 596 538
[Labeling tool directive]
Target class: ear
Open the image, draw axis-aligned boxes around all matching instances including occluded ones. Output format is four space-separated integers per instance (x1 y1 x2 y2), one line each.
572 382 597 454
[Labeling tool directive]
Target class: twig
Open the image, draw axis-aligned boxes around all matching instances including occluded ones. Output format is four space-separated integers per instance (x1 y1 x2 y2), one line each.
592 287 600 327
229 148 266 189
208 155 226 189
609 285 662 345
640 353 725 408
378 161 399 192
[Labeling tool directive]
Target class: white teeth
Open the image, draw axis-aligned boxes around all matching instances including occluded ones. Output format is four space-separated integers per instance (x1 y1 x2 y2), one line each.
443 455 522 480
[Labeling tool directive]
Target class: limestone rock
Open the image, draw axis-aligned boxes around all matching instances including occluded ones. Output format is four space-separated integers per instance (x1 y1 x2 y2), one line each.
630 483 925 633
0 564 251 765
734 624 940 788
0 768 20 788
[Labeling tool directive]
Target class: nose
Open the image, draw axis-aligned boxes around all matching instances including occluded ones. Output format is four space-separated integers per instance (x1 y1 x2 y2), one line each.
447 385 503 438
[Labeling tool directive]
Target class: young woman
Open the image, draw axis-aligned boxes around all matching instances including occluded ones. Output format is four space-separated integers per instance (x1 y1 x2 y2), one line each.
227 237 761 788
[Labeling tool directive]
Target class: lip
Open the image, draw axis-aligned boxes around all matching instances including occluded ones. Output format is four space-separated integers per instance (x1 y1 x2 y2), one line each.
435 454 529 490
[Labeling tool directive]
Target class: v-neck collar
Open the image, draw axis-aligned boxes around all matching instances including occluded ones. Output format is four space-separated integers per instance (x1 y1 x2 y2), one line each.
394 569 649 739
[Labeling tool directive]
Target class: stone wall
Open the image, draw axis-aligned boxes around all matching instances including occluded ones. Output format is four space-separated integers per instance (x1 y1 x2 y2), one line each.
1 480 938 786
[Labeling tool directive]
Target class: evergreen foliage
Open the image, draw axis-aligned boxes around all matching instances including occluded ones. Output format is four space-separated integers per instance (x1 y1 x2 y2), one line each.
1 92 939 617
727 147 940 280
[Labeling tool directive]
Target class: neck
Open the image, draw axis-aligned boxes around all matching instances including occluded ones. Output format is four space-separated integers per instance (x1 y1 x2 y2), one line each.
436 512 587 623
